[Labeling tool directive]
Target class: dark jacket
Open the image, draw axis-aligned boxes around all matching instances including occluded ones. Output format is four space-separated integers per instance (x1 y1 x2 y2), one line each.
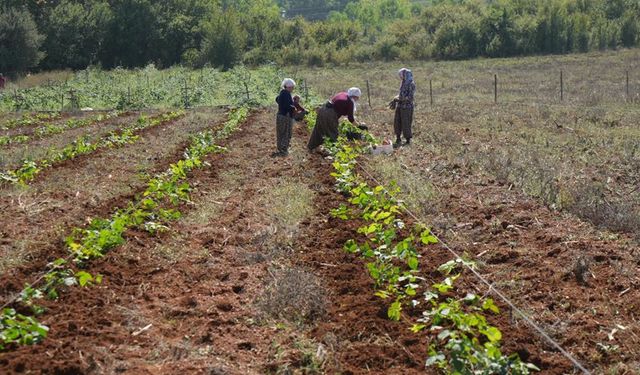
276 89 295 117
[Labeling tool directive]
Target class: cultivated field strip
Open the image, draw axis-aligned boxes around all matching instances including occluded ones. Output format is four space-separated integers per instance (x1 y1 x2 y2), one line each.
0 112 62 133
0 112 140 171
0 108 251 370
0 109 227 276
0 111 123 148
0 107 248 341
0 111 184 185
358 111 640 373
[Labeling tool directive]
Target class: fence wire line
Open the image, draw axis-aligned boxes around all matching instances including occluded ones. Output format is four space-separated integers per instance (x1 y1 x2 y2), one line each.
357 161 592 375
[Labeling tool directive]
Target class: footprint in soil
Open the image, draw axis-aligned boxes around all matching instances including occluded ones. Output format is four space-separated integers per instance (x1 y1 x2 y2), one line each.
216 302 234 312
232 285 244 294
237 341 254 350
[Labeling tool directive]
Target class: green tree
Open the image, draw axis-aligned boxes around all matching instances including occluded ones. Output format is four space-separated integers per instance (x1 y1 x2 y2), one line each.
0 7 44 76
42 0 112 70
152 0 216 67
100 0 158 68
200 8 247 70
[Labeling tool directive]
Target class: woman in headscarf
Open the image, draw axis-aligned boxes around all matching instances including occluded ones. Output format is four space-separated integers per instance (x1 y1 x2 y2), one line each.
393 68 415 147
307 87 362 152
273 78 296 157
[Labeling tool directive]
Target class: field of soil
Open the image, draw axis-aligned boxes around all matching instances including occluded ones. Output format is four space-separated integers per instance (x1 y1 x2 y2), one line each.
2 50 640 375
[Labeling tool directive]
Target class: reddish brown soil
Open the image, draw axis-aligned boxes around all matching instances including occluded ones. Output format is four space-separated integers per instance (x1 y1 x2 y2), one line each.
0 113 72 138
1 108 632 374
362 111 640 374
0 108 225 277
0 111 144 170
0 111 109 139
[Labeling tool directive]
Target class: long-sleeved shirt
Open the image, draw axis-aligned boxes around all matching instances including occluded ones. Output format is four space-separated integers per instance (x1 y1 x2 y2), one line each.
398 80 415 109
330 92 355 123
276 89 295 117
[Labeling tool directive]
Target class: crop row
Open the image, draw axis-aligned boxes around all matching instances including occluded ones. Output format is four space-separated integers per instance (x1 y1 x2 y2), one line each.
0 111 184 185
0 107 249 351
325 124 538 373
0 112 121 147
0 113 61 131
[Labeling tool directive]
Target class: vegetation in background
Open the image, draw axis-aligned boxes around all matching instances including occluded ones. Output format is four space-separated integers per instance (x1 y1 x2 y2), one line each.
1 0 639 75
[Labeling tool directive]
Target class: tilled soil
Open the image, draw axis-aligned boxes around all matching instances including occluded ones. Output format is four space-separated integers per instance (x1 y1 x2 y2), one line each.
0 111 143 170
361 108 640 374
1 108 632 374
0 108 225 275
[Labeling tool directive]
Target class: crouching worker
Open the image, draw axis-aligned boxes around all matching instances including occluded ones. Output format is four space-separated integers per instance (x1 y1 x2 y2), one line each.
307 87 362 152
292 95 308 121
273 78 296 157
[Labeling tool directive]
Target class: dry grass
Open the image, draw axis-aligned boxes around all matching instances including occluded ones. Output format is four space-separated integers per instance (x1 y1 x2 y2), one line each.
300 49 640 238
9 70 74 90
260 180 315 234
366 156 439 217
256 267 327 325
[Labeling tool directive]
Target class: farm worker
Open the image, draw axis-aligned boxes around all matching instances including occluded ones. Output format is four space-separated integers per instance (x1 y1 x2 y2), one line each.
307 87 362 151
292 95 308 121
273 78 296 157
392 68 415 148
0 73 5 90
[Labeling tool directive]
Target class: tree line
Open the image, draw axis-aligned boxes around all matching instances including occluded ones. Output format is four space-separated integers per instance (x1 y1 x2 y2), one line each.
1 0 639 77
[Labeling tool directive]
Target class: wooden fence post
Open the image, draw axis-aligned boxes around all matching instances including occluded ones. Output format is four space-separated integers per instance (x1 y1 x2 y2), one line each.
560 70 564 102
429 79 433 107
494 74 497 104
626 70 629 102
303 80 309 103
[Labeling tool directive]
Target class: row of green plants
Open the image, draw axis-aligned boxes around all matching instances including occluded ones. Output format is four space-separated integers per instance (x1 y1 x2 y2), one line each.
0 111 184 185
0 112 121 147
0 106 249 351
1 112 60 131
325 132 539 373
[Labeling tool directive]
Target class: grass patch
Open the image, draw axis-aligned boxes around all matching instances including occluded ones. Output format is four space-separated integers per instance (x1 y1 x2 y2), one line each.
261 180 315 233
256 267 327 326
367 156 439 217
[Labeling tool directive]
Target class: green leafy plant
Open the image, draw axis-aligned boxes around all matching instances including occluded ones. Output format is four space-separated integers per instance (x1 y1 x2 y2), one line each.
1 111 184 185
0 308 49 350
326 126 538 373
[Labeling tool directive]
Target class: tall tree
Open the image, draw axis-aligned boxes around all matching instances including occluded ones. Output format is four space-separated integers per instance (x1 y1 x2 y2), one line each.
200 7 247 70
100 0 157 68
0 7 44 76
42 0 112 70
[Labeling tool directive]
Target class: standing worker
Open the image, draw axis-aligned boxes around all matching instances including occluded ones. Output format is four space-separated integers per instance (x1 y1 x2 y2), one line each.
392 68 415 148
273 78 296 157
307 87 362 152
0 73 5 90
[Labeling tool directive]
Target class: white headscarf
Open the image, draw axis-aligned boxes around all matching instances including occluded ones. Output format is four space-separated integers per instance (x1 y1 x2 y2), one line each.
347 87 361 97
398 68 413 82
282 78 296 89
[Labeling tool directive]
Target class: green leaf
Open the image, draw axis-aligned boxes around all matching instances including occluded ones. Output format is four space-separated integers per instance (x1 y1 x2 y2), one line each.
410 324 426 333
387 300 402 321
482 298 500 314
407 256 419 270
482 326 502 343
